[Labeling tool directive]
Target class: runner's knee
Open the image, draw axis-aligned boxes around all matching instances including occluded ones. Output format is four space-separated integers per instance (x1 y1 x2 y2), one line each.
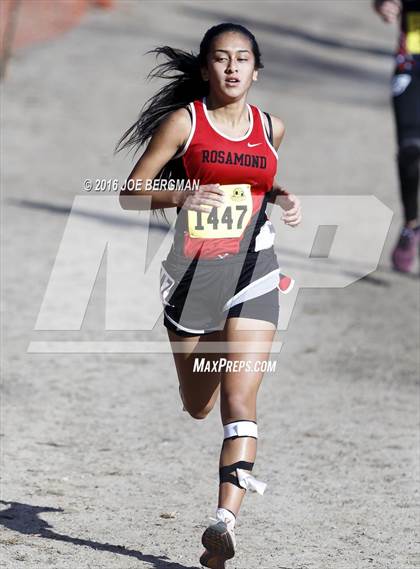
187 405 212 420
184 396 215 419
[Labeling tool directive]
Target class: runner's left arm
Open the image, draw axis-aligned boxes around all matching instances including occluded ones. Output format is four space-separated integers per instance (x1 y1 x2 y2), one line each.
267 115 302 227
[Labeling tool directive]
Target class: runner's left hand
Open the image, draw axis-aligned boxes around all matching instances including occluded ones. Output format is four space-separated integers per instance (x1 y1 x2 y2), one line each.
279 193 302 227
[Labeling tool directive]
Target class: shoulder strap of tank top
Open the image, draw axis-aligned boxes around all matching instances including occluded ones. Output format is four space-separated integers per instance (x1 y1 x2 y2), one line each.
263 112 275 202
263 111 273 145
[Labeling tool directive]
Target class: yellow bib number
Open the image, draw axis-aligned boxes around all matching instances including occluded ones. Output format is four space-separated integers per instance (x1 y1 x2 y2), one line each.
188 183 253 239
407 13 420 54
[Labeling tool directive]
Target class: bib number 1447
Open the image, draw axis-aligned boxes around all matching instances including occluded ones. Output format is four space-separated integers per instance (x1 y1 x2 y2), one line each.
187 184 253 238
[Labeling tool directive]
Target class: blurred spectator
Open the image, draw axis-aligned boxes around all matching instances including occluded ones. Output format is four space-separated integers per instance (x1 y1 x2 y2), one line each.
374 0 420 272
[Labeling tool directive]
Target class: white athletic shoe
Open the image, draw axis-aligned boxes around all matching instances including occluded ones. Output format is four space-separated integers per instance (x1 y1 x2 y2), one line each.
199 512 236 568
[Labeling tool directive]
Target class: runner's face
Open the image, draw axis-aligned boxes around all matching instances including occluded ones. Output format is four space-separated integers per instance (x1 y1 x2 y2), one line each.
202 32 258 98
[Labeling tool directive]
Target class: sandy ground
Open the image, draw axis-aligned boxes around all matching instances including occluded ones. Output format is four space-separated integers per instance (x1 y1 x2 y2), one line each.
1 1 419 568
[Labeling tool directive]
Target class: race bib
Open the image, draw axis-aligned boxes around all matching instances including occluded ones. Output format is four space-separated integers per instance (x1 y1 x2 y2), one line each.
187 183 253 238
407 13 420 54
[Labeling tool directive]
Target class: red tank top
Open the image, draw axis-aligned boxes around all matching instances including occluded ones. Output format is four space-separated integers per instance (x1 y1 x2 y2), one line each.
175 97 278 259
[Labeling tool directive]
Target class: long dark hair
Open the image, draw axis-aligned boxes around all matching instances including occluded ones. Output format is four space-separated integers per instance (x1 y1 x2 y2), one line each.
115 23 264 221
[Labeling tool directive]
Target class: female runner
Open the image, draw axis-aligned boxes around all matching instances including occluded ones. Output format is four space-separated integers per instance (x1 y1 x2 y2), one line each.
117 22 301 569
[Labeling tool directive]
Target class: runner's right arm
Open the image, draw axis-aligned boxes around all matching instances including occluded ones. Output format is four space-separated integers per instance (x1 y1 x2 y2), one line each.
119 107 224 212
119 107 190 210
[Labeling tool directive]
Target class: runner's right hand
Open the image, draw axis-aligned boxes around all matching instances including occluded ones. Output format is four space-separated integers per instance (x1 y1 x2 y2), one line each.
178 183 225 212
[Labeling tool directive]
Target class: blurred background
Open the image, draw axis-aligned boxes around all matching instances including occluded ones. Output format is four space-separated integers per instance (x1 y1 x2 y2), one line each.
1 2 418 569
